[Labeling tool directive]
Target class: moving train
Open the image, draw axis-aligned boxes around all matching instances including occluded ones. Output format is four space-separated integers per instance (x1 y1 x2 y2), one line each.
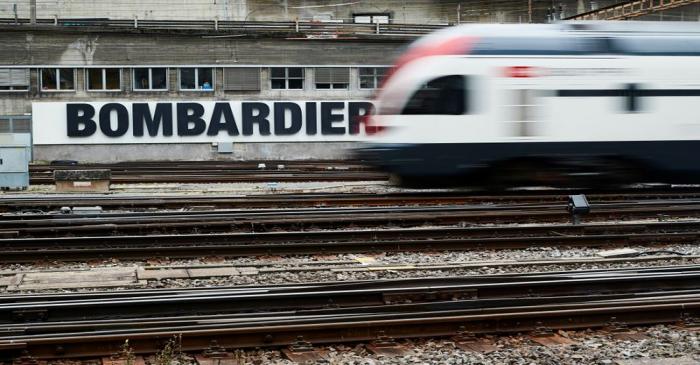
356 22 700 188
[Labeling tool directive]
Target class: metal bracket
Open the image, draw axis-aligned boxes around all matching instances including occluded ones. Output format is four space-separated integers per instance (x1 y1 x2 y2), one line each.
195 341 241 365
605 317 649 341
678 312 700 329
366 331 407 357
281 336 327 363
452 326 497 353
529 323 577 346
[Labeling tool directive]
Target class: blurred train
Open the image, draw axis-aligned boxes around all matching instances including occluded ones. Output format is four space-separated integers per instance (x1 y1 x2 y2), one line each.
355 22 700 188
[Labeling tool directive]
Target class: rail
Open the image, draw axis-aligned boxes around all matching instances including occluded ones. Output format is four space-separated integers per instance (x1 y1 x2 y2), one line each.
566 0 700 20
0 18 446 37
1 267 699 359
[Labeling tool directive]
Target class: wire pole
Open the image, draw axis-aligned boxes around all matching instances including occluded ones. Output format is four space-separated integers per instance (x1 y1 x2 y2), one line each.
528 0 532 22
457 3 461 24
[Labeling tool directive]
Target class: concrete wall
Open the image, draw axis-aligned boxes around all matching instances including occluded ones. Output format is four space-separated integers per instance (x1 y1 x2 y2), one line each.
0 0 626 24
0 28 402 162
0 29 405 66
33 142 360 162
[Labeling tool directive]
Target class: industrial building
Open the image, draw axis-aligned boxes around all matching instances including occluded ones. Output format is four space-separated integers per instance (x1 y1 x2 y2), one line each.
0 0 698 162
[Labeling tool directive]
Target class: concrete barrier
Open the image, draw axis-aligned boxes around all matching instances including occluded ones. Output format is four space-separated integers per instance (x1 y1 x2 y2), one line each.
54 169 111 192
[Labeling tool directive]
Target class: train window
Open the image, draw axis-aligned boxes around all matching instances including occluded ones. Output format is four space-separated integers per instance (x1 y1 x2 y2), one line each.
86 68 121 92
40 68 75 91
271 67 304 90
613 36 700 56
401 75 467 115
359 67 389 89
314 68 349 89
472 36 612 55
133 68 168 91
0 68 29 92
179 68 214 91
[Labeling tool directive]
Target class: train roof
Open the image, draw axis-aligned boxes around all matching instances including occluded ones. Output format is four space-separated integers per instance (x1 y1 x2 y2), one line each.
407 21 700 57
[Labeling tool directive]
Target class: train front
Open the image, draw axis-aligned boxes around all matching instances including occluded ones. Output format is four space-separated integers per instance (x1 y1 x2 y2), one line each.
355 27 475 187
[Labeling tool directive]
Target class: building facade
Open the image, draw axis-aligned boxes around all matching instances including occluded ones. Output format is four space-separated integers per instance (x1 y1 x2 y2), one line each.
1 0 698 162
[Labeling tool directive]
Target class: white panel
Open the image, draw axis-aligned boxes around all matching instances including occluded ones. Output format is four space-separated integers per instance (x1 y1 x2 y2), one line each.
32 101 373 145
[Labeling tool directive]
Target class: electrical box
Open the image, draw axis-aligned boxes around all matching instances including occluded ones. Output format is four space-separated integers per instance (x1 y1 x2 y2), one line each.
217 142 233 154
0 145 30 190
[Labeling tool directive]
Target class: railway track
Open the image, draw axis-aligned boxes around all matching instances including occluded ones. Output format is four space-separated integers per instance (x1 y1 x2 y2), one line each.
29 160 385 184
1 265 698 359
6 186 700 212
3 191 700 261
0 218 698 262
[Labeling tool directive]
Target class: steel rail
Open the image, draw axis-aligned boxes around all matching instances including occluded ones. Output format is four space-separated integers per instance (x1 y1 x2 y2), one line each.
2 269 700 324
0 219 699 262
6 187 700 213
5 291 700 340
3 199 700 239
1 298 697 359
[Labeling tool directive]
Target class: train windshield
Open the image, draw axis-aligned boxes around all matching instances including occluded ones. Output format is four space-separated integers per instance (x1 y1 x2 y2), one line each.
401 75 468 115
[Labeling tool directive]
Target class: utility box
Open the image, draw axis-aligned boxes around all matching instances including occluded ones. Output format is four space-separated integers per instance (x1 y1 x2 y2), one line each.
54 169 111 193
0 145 30 190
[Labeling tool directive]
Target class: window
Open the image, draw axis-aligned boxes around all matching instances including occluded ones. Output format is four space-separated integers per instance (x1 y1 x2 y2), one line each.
133 68 168 91
402 75 467 115
179 68 214 91
223 68 260 91
270 67 304 90
315 68 349 89
0 116 30 133
0 69 29 91
86 68 121 91
359 67 389 89
41 68 75 91
354 13 390 24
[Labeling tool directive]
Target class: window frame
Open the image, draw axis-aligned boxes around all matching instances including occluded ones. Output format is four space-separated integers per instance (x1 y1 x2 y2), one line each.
353 13 391 24
132 67 169 92
0 116 31 133
178 67 215 92
0 68 30 92
359 67 389 90
223 67 261 91
40 68 76 92
85 68 122 92
314 67 349 90
270 67 305 90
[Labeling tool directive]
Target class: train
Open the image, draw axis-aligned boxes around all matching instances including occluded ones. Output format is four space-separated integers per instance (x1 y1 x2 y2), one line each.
355 21 700 188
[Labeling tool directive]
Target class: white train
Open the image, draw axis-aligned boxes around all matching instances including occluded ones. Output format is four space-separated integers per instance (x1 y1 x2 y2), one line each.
356 22 700 187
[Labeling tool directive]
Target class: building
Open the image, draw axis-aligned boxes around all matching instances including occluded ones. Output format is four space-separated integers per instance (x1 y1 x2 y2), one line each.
0 0 698 162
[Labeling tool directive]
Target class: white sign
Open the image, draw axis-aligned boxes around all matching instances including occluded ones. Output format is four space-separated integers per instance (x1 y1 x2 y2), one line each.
32 101 374 145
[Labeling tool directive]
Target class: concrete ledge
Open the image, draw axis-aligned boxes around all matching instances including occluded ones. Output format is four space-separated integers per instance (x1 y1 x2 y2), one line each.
54 169 111 181
34 142 359 163
54 169 111 192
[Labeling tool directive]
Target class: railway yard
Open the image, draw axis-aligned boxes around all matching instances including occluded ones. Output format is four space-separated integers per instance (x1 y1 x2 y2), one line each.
0 161 695 364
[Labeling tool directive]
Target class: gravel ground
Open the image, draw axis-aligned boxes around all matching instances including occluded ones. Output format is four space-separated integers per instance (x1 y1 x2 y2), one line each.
3 243 698 273
154 257 700 288
18 181 405 195
195 325 700 365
